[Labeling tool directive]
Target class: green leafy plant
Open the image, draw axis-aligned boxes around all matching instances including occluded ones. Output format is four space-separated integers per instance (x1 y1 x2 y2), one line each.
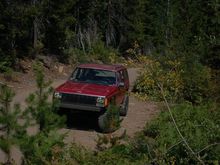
89 40 119 64
133 57 184 102
21 131 66 165
181 61 211 104
143 102 220 164
133 56 212 103
3 68 13 81
67 142 132 165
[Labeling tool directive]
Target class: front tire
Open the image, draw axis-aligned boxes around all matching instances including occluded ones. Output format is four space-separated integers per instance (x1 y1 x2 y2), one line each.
98 111 115 133
98 104 121 133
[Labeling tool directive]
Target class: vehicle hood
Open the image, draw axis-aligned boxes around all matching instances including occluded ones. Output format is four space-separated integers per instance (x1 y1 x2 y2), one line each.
55 81 117 96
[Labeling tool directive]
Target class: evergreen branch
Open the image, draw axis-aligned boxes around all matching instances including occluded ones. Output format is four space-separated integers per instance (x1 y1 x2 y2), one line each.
166 139 184 153
157 83 205 165
196 143 220 154
146 142 153 159
150 139 184 163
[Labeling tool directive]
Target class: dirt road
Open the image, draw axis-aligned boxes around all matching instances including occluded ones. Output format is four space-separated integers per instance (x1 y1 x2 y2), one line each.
0 68 159 164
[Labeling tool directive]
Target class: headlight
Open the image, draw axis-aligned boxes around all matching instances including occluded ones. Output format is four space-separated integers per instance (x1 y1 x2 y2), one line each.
54 92 62 99
96 97 108 107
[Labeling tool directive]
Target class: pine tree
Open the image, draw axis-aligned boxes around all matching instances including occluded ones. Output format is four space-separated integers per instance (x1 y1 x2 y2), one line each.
0 84 28 164
25 62 65 132
43 0 77 58
21 62 66 163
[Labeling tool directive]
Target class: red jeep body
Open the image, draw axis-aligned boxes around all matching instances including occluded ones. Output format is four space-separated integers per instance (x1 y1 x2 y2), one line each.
54 64 129 114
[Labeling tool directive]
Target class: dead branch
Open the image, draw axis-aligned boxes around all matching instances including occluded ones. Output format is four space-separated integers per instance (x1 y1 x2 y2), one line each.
158 83 205 165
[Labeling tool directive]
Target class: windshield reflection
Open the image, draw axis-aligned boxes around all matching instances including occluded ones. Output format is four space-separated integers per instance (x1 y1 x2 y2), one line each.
70 68 116 85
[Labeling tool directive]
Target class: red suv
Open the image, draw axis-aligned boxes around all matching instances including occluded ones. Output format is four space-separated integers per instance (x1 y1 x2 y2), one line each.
54 63 129 131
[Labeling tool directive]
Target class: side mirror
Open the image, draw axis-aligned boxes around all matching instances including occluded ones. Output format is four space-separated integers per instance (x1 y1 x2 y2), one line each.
118 82 125 88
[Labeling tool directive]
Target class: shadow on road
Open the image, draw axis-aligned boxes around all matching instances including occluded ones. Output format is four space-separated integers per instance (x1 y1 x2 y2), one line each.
63 111 100 131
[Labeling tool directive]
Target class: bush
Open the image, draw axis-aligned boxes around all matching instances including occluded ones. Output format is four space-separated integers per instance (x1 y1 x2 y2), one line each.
133 56 184 102
68 142 148 165
0 58 13 73
64 47 89 64
133 56 212 103
21 131 66 164
63 41 120 64
89 41 119 64
181 62 211 104
143 102 220 164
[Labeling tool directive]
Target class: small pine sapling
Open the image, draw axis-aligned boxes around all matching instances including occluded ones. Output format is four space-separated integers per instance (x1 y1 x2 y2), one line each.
98 103 122 133
21 62 66 164
0 84 28 164
25 62 65 132
96 130 126 151
104 104 122 131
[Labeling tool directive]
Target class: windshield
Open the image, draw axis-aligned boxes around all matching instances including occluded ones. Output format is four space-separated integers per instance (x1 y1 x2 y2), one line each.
70 67 116 85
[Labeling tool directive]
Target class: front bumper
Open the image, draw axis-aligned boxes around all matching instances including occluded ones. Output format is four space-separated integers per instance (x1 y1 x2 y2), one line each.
59 103 104 112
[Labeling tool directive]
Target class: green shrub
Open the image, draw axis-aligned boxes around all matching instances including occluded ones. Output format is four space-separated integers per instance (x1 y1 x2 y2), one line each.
21 131 66 165
182 62 211 104
68 142 148 165
63 41 120 64
143 102 220 164
29 40 44 57
133 57 184 102
3 67 13 81
96 130 126 151
64 47 89 64
0 59 13 73
89 41 119 64
133 56 212 103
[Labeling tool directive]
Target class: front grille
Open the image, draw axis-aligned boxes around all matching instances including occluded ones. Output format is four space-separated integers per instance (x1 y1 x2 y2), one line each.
61 93 97 105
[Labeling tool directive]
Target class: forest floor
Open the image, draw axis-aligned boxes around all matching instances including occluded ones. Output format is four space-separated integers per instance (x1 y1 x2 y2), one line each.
0 62 160 164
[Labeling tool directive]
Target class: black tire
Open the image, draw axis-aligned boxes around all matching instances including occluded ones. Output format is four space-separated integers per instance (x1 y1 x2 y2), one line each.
98 111 118 133
120 95 129 116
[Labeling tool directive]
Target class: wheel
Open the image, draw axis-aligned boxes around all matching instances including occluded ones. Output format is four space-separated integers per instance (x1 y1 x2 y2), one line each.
98 112 107 132
98 108 120 133
120 95 129 116
98 112 113 133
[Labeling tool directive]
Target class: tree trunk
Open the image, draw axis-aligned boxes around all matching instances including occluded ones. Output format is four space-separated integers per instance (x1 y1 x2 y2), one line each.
33 18 38 49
